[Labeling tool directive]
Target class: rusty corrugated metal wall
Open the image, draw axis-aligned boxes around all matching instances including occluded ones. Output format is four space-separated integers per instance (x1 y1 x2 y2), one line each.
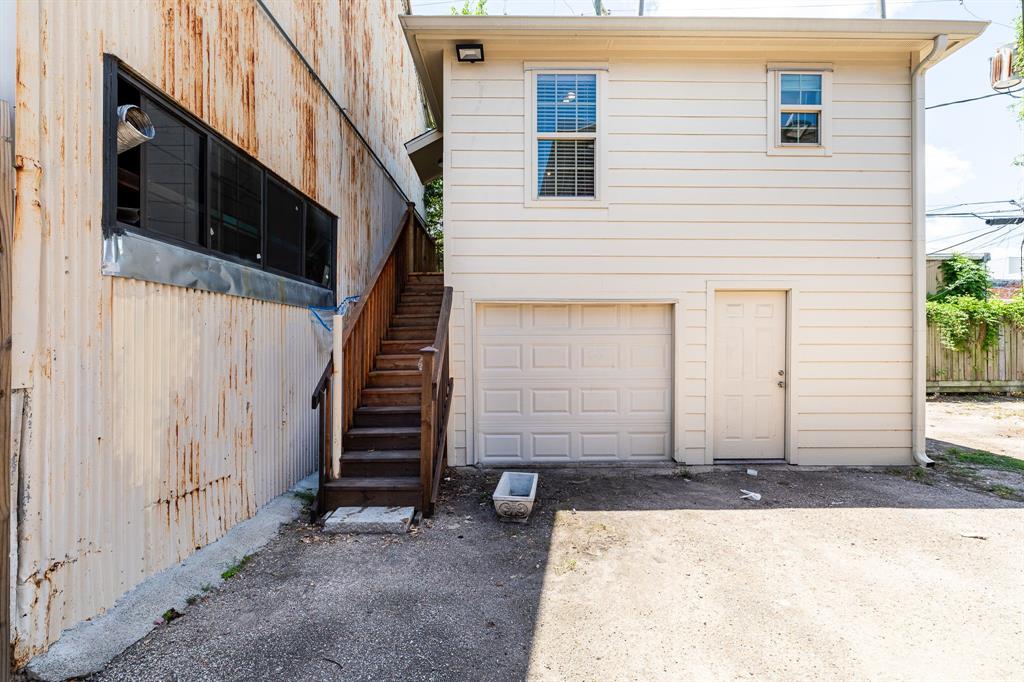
10 0 425 663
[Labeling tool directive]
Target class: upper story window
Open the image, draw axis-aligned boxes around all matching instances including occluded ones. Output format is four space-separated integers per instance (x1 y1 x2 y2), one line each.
108 64 335 290
768 66 832 156
779 74 821 144
530 71 601 201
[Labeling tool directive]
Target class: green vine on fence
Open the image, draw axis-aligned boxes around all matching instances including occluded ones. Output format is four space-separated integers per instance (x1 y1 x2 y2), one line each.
926 254 1024 352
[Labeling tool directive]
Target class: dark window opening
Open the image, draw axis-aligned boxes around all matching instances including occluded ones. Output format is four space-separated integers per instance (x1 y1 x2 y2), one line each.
108 61 335 290
210 142 262 264
265 178 304 277
143 100 204 244
305 204 333 287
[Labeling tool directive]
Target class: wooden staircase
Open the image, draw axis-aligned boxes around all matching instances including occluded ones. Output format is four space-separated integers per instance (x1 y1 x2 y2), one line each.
311 208 452 517
323 272 444 509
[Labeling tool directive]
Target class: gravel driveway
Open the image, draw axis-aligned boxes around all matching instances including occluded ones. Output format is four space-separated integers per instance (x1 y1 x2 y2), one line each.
94 464 1024 682
927 395 1024 460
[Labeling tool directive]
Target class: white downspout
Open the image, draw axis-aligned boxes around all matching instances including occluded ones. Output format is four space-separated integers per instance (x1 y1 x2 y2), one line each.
910 34 948 466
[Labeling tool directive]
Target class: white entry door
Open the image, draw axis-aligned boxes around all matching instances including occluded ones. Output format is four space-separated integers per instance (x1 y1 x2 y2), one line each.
713 291 787 460
475 303 673 463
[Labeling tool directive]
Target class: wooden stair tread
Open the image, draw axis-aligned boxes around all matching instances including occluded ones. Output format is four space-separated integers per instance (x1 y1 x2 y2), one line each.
342 449 419 462
325 476 420 490
362 386 419 393
356 405 420 414
347 426 420 436
393 315 440 321
369 369 421 376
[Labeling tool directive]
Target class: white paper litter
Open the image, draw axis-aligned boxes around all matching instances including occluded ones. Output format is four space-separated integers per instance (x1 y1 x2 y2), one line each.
740 489 762 501
746 468 758 477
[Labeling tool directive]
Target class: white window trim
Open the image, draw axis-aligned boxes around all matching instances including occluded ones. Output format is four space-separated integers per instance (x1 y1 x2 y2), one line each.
524 63 608 208
767 64 833 157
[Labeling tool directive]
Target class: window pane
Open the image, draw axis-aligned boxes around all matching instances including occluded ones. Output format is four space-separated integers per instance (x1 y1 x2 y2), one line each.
305 204 333 286
780 112 819 144
780 72 821 106
538 139 595 198
537 75 556 133
143 100 202 244
210 143 262 264
537 73 597 133
115 77 142 226
265 178 304 276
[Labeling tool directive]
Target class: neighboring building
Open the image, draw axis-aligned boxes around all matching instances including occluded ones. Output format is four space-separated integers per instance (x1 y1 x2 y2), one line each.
926 252 990 295
8 0 425 665
989 254 1023 283
990 279 1022 300
402 16 986 467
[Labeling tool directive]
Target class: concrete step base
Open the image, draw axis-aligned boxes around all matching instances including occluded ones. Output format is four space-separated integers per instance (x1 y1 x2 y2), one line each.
322 506 414 534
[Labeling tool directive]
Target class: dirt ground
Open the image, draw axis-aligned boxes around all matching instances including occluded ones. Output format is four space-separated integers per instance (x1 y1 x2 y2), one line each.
94 460 1024 682
927 395 1024 460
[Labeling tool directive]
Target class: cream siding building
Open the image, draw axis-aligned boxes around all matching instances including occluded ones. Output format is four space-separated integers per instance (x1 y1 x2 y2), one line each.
402 16 986 468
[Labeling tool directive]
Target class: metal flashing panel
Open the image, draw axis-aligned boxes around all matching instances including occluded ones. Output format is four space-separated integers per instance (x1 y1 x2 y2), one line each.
102 231 334 309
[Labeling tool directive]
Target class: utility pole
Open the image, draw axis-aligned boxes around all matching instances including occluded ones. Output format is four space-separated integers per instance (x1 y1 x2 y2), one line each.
639 0 645 15
593 0 608 15
878 0 886 17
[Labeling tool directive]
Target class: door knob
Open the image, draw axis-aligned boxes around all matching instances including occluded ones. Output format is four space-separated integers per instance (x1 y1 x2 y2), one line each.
778 369 785 376
777 381 785 388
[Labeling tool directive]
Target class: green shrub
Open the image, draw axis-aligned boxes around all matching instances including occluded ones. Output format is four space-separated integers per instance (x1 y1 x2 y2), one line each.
927 295 1024 351
932 254 992 302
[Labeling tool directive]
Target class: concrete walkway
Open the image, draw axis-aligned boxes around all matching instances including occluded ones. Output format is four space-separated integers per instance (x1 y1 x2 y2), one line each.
28 474 317 681
93 466 1024 682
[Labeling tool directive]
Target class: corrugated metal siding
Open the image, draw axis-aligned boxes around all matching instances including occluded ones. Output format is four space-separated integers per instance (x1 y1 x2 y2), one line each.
11 0 423 663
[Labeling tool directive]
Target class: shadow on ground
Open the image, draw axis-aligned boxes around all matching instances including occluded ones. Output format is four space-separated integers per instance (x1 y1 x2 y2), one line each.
93 462 1024 682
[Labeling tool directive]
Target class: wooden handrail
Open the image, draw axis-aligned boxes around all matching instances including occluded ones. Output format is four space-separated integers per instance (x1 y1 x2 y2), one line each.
311 357 333 409
312 204 440 498
428 288 453 384
418 285 455 514
341 208 413 345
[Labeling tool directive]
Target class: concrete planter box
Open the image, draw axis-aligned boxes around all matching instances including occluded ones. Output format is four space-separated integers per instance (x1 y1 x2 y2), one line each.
493 472 538 523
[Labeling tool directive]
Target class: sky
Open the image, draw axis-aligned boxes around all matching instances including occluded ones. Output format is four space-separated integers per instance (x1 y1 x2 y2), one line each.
411 0 1024 280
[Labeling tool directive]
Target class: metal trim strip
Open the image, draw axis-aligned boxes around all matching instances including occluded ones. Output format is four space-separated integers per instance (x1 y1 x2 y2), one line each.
102 231 334 308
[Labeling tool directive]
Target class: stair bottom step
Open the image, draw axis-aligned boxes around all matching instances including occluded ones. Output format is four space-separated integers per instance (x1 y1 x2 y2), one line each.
322 477 421 508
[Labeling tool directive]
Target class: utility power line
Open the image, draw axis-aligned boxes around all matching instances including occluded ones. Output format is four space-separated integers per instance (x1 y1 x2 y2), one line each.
927 223 1019 255
927 88 1023 109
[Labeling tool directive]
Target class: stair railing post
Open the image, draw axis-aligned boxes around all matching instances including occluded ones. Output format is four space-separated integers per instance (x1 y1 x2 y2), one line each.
419 347 437 514
331 313 345 479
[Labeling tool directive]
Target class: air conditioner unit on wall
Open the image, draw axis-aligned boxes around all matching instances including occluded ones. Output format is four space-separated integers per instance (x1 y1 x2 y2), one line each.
990 44 1021 90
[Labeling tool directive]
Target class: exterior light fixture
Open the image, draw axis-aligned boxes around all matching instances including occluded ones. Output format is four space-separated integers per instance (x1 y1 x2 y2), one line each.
456 43 484 63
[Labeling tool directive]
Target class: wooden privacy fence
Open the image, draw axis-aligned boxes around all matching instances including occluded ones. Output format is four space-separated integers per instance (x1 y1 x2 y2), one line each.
927 322 1024 394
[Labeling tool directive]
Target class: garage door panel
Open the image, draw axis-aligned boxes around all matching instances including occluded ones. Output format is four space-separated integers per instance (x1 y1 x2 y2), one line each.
531 304 571 329
481 389 522 416
532 389 572 415
477 303 673 463
531 344 571 369
476 428 673 463
478 382 671 419
481 344 522 370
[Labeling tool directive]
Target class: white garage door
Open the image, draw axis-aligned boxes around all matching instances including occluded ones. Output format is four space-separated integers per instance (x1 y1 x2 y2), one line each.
475 303 673 463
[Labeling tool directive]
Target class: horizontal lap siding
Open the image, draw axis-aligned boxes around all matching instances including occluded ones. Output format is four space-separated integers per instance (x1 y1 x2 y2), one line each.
445 54 912 468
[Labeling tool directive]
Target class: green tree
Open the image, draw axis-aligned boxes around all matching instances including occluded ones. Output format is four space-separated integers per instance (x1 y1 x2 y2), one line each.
1016 14 1023 120
451 0 487 15
424 177 443 259
933 253 992 301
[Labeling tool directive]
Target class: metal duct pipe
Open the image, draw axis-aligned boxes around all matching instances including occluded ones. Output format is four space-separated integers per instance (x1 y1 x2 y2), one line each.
115 104 154 154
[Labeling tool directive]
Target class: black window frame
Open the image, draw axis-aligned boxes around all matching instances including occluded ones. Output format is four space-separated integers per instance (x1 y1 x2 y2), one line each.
102 56 336 291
